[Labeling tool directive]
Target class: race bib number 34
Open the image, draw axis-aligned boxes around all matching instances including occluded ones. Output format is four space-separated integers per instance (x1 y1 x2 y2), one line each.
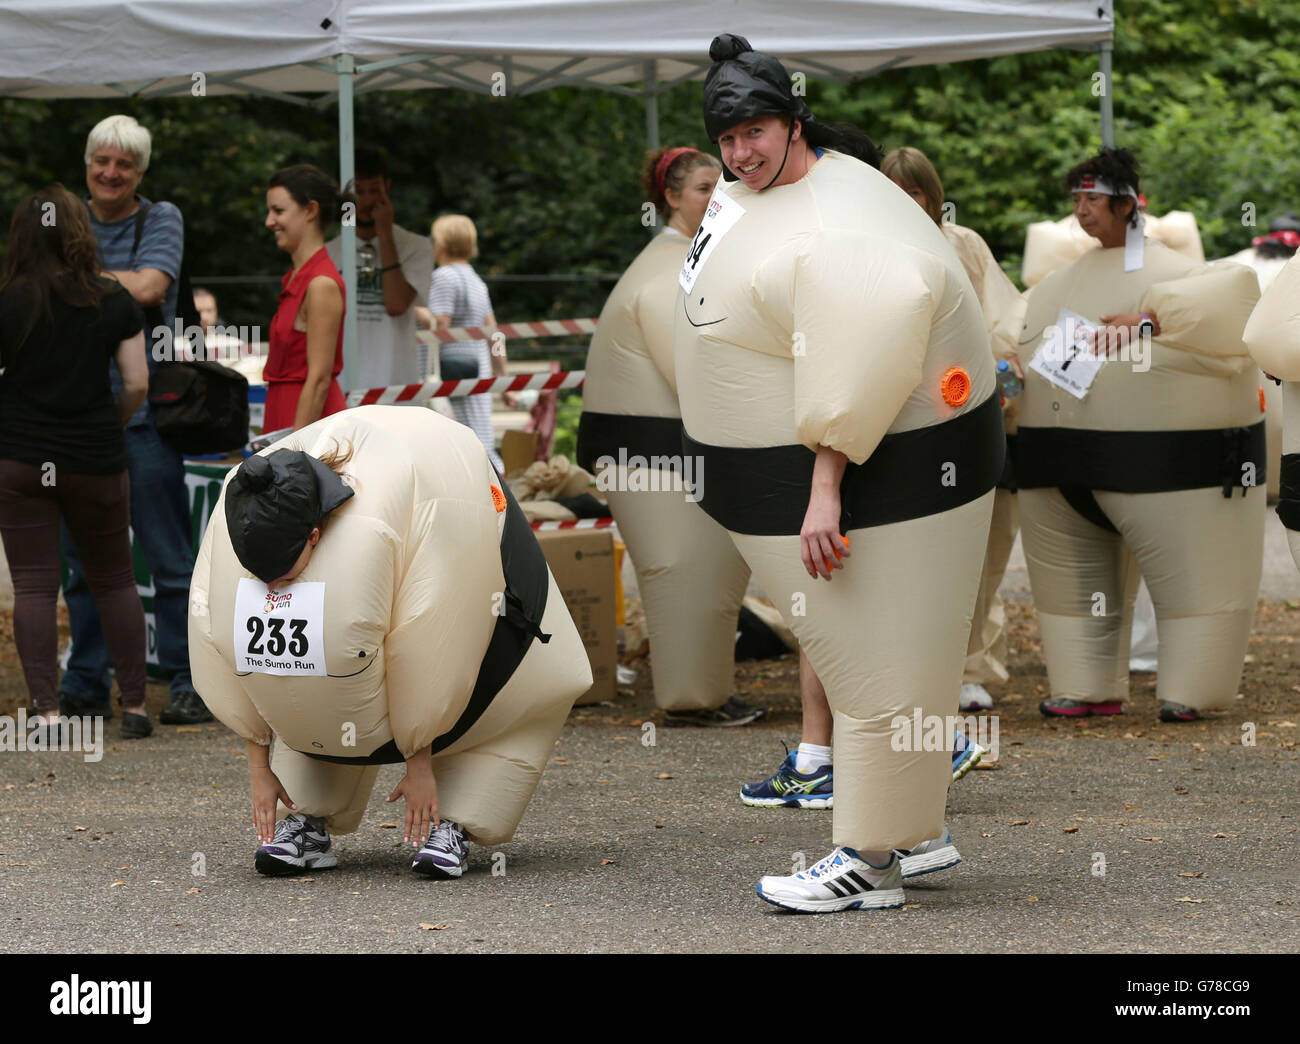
678 187 746 293
234 578 326 676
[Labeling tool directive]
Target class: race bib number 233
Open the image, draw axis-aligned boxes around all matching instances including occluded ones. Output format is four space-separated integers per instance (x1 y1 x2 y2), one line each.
234 578 326 676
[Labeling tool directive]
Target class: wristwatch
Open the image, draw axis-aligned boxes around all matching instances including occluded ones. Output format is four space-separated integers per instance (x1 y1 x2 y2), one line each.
1137 313 1156 338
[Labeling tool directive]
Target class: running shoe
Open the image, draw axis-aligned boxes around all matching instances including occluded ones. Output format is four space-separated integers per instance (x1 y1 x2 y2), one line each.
255 813 338 876
1158 701 1200 723
1039 696 1124 718
412 819 469 878
951 731 984 781
740 745 833 808
665 697 768 728
756 847 905 913
959 683 994 712
895 824 962 878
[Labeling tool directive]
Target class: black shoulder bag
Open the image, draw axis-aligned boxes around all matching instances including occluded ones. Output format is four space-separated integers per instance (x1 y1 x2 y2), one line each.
132 203 249 454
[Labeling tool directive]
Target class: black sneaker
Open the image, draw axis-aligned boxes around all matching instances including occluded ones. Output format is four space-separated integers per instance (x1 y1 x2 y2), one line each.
58 690 112 721
160 690 214 725
1159 701 1200 722
120 711 153 739
665 697 768 728
255 814 338 875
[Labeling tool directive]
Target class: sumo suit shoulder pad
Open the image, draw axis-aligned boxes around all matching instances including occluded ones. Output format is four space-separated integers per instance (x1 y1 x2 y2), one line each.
772 228 944 464
1244 255 1300 381
1141 261 1262 367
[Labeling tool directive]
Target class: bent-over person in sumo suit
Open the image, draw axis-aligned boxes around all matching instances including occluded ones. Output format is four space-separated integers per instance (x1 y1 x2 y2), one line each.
188 405 592 878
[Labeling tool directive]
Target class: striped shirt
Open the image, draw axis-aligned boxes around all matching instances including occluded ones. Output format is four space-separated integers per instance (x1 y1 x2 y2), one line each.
89 195 184 427
428 263 501 471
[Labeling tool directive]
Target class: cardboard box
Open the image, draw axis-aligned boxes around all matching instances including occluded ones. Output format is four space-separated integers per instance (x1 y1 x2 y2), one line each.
537 528 617 705
501 429 539 477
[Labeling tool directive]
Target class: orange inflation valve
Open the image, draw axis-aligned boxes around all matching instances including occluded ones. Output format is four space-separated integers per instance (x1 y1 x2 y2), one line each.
1259 385 1267 414
490 484 507 513
940 366 971 407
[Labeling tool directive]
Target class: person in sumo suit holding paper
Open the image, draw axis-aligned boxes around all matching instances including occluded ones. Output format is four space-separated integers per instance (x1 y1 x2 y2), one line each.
578 145 768 728
1013 147 1262 723
188 404 592 878
1244 254 1300 571
674 34 1003 913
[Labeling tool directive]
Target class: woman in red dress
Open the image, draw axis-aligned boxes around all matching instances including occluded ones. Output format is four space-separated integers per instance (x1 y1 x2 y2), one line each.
263 165 347 431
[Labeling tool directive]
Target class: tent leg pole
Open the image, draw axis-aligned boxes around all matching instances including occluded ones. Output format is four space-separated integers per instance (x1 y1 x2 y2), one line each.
644 61 659 233
1099 42 1114 149
338 52 359 394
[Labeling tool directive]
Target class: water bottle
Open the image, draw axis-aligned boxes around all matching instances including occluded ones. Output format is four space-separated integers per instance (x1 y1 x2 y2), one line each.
996 358 1022 401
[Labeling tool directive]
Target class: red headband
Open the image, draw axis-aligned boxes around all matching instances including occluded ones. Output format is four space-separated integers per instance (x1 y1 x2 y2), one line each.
654 147 700 197
1253 230 1300 250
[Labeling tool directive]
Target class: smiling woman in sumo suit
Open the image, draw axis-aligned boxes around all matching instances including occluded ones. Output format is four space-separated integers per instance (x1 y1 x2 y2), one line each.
674 34 1003 913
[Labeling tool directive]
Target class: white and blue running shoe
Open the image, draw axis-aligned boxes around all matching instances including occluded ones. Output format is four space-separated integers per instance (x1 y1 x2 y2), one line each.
894 824 963 878
952 731 985 781
756 847 905 913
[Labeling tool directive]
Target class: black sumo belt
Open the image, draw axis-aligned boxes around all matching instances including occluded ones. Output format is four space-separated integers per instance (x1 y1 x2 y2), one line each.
302 478 551 767
580 390 1005 536
1017 421 1266 534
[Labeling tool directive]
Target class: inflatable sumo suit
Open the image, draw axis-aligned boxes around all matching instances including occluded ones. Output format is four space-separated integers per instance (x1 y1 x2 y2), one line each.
1244 255 1300 570
943 223 1024 686
1021 211 1205 289
188 405 593 845
1015 239 1263 712
674 37 1002 851
577 228 751 711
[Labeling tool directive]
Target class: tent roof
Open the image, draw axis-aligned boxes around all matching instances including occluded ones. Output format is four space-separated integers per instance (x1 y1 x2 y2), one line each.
0 0 1114 102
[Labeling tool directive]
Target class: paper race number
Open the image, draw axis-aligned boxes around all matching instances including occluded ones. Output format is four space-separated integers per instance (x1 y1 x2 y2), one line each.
679 187 746 293
1027 308 1104 400
234 578 326 676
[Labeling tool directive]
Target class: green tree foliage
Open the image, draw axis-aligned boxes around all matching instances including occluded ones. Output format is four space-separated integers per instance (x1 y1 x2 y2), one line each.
1 0 1296 336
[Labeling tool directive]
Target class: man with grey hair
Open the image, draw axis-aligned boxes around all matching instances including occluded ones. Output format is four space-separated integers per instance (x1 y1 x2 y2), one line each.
58 114 211 732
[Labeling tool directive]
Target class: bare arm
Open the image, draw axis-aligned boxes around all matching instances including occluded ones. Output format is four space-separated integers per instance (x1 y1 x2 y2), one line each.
800 445 851 581
293 276 343 430
108 268 172 309
377 232 418 316
113 331 148 424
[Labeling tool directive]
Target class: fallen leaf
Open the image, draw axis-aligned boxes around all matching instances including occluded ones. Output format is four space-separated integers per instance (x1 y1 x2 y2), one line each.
1009 819 1030 826
378 823 398 829
176 726 201 733
611 737 632 743
902 903 921 910
597 779 612 784
1212 832 1235 838
7 862 28 867
1020 896 1040 902
653 772 672 780
109 881 126 887
417 923 451 931
74 825 88 832
1136 836 1164 842
981 832 993 838
185 888 200 894
601 858 616 865
552 758 570 765
1063 827 1079 834
1173 897 1205 904
1178 872 1206 878
286 877 314 883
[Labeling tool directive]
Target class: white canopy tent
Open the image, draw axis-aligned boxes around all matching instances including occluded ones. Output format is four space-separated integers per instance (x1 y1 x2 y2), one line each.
0 0 1115 384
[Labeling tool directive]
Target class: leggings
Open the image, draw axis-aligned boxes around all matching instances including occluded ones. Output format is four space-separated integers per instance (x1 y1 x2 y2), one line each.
0 459 146 713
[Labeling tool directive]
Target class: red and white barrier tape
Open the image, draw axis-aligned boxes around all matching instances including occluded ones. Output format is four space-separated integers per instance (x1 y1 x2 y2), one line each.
421 317 599 344
529 517 615 532
347 369 585 407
